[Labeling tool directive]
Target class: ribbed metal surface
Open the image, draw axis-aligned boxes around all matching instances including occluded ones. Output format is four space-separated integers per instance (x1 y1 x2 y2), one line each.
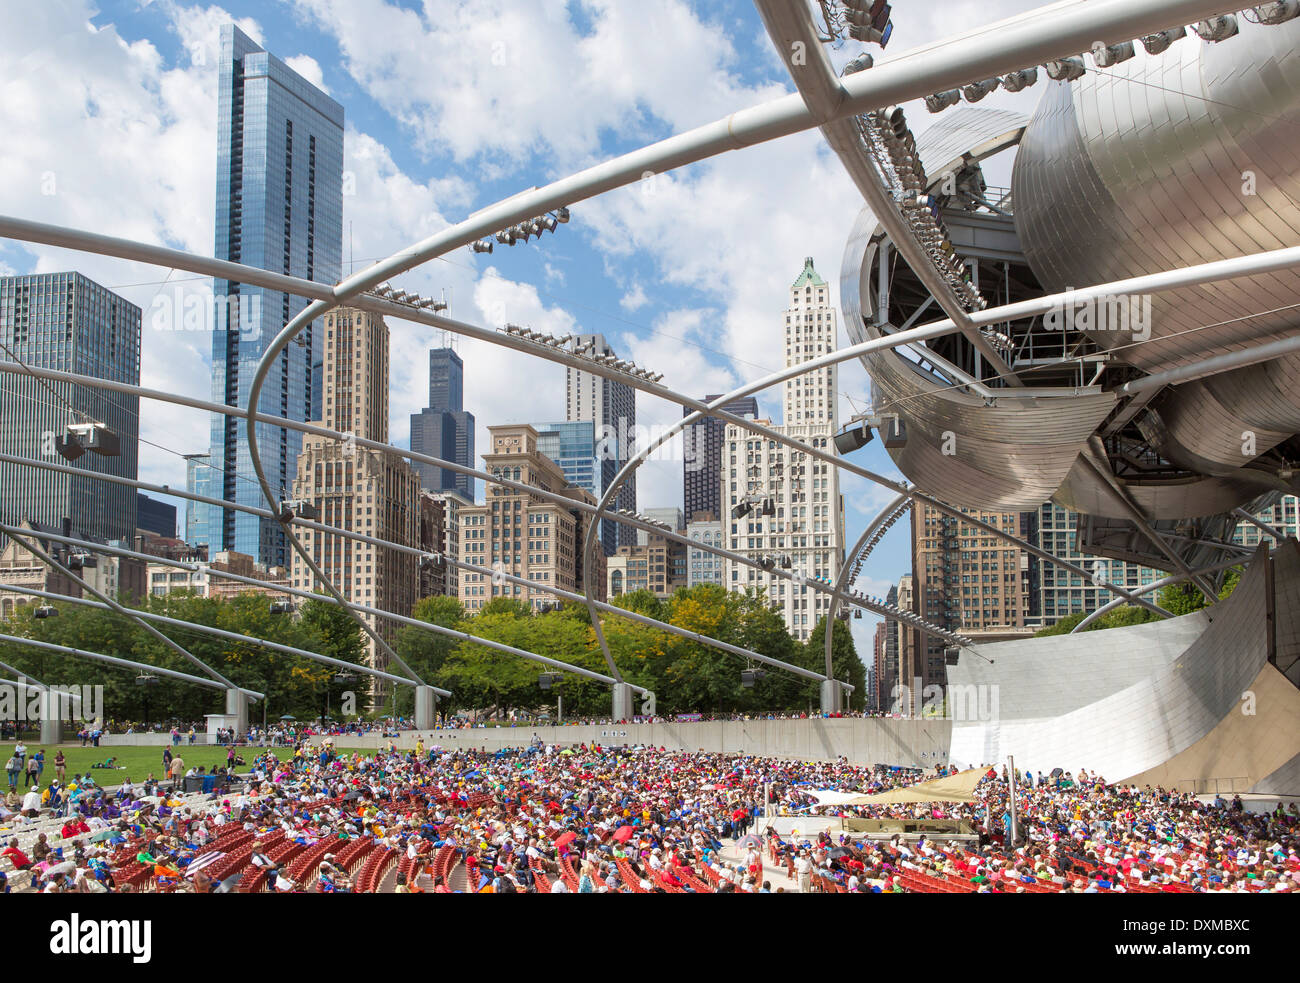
949 546 1273 779
1012 19 1300 488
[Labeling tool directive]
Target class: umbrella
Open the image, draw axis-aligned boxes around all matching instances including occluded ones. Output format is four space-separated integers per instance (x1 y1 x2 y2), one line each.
279 715 297 721
612 825 635 843
737 834 763 849
559 748 574 756
555 831 577 850
827 847 851 859
89 829 119 842
214 871 244 894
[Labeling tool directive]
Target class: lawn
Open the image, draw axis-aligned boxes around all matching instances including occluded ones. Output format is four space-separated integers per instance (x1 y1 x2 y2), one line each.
2 744 369 790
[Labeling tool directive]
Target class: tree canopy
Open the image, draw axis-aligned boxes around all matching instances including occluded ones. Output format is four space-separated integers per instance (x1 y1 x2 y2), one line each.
0 580 868 722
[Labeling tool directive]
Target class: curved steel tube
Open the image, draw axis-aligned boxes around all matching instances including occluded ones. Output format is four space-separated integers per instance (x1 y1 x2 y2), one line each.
5 526 241 691
0 633 259 695
1068 555 1249 633
0 451 824 687
0 582 420 691
822 492 911 694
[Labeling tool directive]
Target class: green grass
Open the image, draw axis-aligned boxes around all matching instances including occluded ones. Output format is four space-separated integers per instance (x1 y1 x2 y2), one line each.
2 744 368 790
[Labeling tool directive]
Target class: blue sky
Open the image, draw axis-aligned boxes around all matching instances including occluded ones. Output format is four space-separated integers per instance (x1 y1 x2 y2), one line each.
1 0 1047 660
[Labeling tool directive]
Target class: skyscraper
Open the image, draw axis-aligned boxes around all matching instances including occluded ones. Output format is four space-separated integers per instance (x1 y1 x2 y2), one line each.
0 272 140 544
192 24 343 566
290 307 419 674
410 347 475 500
532 420 608 545
683 395 758 522
457 424 605 613
566 333 636 548
720 258 845 641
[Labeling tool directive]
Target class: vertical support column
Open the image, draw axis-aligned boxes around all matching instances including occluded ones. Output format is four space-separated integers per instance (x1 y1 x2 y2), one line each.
225 688 249 738
414 685 436 731
820 678 842 714
39 689 63 745
611 683 633 722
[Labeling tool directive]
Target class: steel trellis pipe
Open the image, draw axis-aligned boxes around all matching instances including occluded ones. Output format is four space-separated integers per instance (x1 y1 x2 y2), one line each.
0 526 630 696
0 633 257 695
0 583 419 690
0 451 818 687
1068 555 1247 633
823 492 911 690
6 527 242 691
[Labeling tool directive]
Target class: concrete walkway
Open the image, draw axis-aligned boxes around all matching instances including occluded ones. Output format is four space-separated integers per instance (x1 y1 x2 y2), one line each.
716 840 800 892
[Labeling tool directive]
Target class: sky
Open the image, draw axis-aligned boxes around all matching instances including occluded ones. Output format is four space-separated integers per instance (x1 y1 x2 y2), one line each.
0 0 1049 662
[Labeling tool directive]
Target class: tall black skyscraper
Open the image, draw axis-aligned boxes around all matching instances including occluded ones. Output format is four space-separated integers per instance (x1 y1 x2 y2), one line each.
683 394 758 521
411 347 475 499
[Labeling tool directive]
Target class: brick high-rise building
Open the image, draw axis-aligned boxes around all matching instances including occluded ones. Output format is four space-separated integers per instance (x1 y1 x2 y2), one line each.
458 424 604 613
910 502 1029 702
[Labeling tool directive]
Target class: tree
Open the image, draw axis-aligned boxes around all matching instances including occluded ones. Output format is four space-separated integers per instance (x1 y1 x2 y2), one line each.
392 596 465 716
806 615 867 711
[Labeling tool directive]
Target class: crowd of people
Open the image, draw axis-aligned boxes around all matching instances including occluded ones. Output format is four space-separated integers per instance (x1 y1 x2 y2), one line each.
0 739 1295 894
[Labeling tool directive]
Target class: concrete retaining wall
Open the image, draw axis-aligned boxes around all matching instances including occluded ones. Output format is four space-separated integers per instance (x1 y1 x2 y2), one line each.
101 717 954 768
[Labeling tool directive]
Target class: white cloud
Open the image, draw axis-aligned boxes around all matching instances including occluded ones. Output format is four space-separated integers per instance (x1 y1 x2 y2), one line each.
284 54 328 93
288 0 784 167
619 282 648 312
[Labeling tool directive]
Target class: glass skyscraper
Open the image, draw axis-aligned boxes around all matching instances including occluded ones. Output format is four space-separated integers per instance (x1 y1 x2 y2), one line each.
410 347 475 500
532 420 609 552
0 272 141 544
191 24 343 567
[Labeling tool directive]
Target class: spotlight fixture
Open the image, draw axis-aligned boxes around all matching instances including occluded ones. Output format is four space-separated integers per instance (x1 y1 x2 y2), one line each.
1000 67 1038 92
1044 56 1086 81
538 672 561 691
924 89 961 113
1254 1 1300 24
34 605 59 620
277 499 320 523
962 77 1000 102
67 552 97 571
269 599 296 615
732 501 754 520
471 240 494 254
740 669 767 688
1140 26 1185 54
881 415 908 448
1090 40 1135 67
841 52 874 75
1192 14 1239 41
